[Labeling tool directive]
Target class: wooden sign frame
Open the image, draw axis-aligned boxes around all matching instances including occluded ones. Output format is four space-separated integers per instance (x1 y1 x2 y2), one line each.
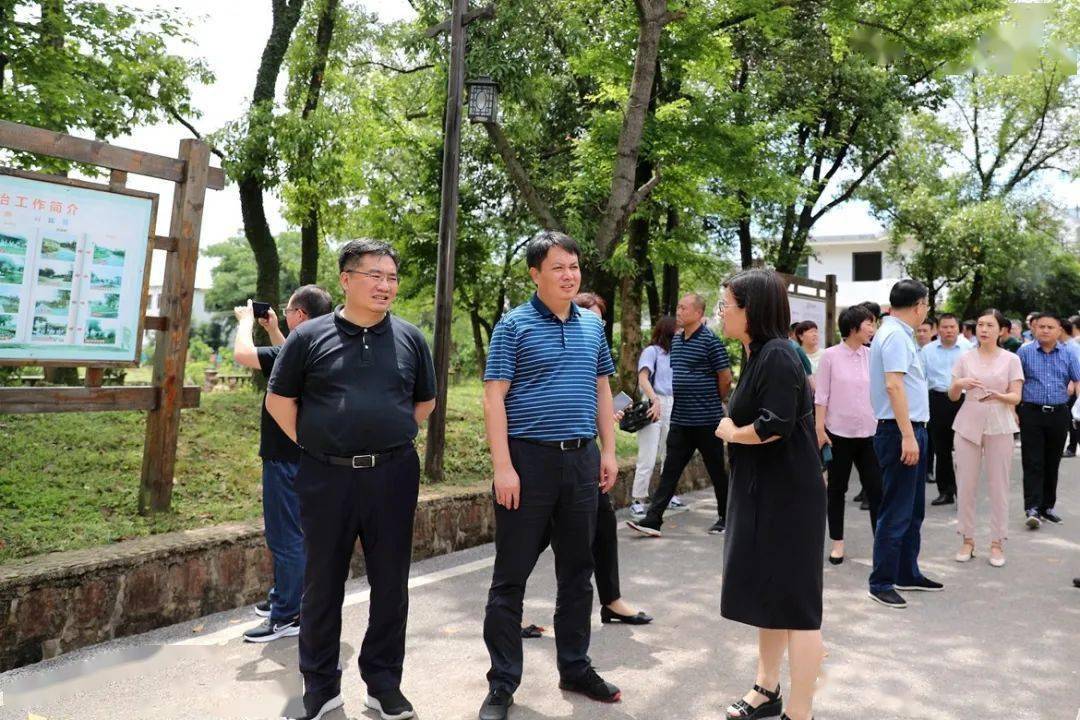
779 272 838 347
0 119 224 514
0 166 160 368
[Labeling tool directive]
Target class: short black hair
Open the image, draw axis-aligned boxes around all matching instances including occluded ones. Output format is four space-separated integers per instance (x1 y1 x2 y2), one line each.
794 320 818 342
977 308 1009 333
290 284 333 318
338 239 400 273
963 319 977 332
889 279 929 309
1030 311 1062 327
937 313 959 325
723 269 791 343
857 301 882 320
920 316 937 328
525 230 580 270
1062 318 1074 335
838 305 874 338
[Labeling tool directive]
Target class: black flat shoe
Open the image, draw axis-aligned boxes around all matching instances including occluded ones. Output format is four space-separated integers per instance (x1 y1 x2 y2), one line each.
601 606 653 625
852 490 865 503
521 624 545 638
828 554 844 565
726 684 782 719
931 494 954 506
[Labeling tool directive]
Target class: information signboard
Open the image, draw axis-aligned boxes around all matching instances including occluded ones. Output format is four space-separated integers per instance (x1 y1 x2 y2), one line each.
789 293 827 331
0 170 156 366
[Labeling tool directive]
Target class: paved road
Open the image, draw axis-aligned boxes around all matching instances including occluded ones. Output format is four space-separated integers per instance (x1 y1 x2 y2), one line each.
2 451 1079 720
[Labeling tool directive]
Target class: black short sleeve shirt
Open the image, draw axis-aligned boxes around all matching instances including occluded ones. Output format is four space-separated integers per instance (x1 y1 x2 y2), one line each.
267 308 437 456
257 345 301 462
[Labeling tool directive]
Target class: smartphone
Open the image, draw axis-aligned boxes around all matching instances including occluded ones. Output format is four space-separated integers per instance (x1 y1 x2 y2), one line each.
252 301 271 319
612 391 633 414
821 444 833 464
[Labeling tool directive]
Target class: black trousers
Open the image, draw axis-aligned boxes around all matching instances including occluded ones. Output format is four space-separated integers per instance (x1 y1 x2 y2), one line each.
928 390 963 495
541 489 620 607
1019 404 1070 512
1068 397 1079 453
484 440 599 693
644 424 728 527
294 449 420 698
825 432 883 541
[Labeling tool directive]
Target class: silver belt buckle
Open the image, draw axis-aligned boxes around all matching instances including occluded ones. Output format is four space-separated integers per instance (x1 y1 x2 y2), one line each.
1042 405 1055 413
559 440 574 451
352 454 376 468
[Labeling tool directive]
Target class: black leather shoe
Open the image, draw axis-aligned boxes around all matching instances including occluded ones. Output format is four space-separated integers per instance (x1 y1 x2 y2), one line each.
828 554 844 565
726 683 782 719
478 688 513 720
600 606 653 625
558 667 621 702
1040 509 1063 524
931 494 954 506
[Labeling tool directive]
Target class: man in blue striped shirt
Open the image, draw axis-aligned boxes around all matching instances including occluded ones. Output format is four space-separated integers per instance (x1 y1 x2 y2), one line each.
478 231 621 720
1017 312 1080 528
628 292 733 537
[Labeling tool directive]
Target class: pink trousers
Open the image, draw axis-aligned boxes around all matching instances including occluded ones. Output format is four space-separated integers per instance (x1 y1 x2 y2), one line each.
954 433 1013 543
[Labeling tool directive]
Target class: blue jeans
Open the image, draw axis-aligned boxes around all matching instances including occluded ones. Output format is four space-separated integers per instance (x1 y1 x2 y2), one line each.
869 422 928 594
263 459 305 621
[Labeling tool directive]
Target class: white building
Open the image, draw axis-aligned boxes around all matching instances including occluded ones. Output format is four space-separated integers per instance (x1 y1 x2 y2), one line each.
805 232 920 310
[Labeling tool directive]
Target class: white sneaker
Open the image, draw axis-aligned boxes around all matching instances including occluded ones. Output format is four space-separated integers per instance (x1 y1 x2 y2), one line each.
667 496 690 512
629 501 647 518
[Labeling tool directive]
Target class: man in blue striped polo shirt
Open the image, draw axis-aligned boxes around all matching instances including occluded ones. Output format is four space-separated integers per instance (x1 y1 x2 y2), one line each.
1017 312 1080 528
628 292 733 537
478 231 621 720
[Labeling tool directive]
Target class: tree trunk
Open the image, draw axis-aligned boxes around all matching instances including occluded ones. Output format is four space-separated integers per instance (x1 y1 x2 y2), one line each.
737 196 753 269
618 213 650 394
469 306 487 373
661 263 679 316
963 268 985 320
644 260 660 324
297 0 338 285
237 0 305 316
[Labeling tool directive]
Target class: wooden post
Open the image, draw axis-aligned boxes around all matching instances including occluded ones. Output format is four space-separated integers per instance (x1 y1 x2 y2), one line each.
424 0 468 484
825 273 838 347
139 140 210 514
84 368 104 387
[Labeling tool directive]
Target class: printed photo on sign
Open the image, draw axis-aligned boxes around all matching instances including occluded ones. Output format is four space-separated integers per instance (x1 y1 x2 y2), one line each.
92 245 125 267
0 313 15 341
90 267 122 291
0 254 24 284
83 319 117 345
89 292 120 319
31 315 68 342
0 288 19 313
37 260 75 287
40 237 77 262
33 287 71 316
0 233 27 256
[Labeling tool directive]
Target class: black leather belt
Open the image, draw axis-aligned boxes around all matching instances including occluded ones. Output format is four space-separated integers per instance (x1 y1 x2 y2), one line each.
513 436 595 451
304 443 413 469
878 419 927 428
1020 402 1068 414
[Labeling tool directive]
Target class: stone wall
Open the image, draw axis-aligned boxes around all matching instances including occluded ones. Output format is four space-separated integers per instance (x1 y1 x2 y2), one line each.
0 457 709 671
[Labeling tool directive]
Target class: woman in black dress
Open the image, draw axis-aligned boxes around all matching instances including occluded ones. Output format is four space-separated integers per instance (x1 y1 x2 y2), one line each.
714 270 826 720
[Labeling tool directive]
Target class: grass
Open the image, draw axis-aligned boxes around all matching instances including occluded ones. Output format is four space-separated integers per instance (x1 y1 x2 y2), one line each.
0 380 638 563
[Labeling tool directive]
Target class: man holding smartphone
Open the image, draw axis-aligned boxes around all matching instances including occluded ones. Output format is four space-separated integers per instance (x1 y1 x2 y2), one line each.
267 240 436 720
478 231 620 720
233 286 332 643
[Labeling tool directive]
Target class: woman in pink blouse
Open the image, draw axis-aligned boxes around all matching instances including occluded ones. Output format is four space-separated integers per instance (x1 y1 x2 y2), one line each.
949 309 1024 567
815 305 883 564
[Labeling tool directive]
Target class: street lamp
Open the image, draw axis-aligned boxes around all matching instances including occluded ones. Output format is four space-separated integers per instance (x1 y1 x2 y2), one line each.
466 76 499 124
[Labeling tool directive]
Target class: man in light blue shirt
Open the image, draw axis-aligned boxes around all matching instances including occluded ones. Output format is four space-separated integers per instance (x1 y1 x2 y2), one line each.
919 313 968 505
868 280 943 609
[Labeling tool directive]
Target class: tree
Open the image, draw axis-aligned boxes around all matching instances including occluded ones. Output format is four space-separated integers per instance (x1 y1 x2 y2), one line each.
0 1 212 173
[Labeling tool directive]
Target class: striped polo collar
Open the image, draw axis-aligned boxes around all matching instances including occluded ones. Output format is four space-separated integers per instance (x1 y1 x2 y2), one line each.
530 292 580 323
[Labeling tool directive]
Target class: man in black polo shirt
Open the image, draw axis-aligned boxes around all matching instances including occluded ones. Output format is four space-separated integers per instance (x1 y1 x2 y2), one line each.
267 240 436 720
478 231 621 720
232 286 332 643
628 292 733 537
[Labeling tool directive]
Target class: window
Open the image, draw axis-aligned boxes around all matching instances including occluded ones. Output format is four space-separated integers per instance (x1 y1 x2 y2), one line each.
852 252 882 281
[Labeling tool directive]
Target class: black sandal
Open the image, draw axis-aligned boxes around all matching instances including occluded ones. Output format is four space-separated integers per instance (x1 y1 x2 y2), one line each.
726 684 782 719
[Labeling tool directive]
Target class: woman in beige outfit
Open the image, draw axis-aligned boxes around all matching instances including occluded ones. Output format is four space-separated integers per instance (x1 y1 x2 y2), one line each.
949 309 1024 567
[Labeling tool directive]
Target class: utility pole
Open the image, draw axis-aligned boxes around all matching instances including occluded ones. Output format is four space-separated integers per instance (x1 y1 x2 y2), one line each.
424 0 468 483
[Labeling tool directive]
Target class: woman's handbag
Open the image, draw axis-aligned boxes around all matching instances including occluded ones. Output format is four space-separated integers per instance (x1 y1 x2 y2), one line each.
619 398 656 433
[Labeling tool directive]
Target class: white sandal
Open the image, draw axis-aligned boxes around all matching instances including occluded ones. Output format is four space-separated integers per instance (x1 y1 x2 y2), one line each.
955 539 975 562
988 541 1005 567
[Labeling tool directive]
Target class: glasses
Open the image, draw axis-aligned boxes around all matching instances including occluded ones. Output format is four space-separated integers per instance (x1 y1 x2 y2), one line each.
282 306 300 316
345 269 399 285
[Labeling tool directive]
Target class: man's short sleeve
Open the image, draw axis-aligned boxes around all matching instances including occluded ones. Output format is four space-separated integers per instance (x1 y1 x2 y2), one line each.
267 330 307 398
880 332 912 374
596 329 616 377
484 318 518 382
412 330 437 402
708 336 731 373
256 345 281 378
